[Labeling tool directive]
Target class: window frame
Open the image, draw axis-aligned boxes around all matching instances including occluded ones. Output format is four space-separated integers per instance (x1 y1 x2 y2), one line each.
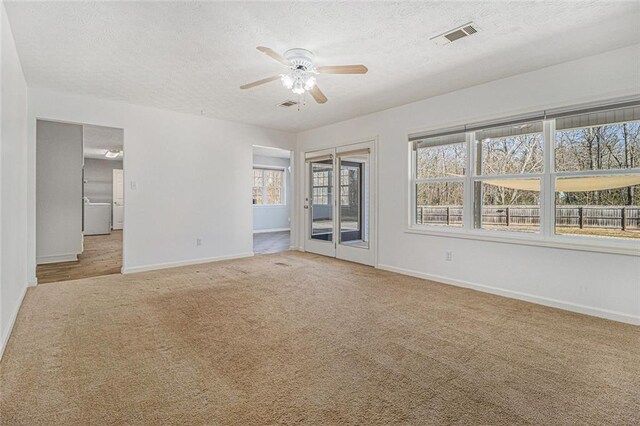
406 105 640 256
252 165 286 207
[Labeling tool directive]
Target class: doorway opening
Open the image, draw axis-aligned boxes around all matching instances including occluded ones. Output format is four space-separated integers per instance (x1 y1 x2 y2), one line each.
252 146 293 255
35 121 125 283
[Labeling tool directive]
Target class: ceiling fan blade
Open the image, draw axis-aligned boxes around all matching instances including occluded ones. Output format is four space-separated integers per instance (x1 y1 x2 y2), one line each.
256 46 291 66
316 65 368 74
310 85 328 104
240 75 281 90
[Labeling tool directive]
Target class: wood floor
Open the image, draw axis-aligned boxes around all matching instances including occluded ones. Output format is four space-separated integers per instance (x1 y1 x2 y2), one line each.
253 230 290 254
36 230 122 284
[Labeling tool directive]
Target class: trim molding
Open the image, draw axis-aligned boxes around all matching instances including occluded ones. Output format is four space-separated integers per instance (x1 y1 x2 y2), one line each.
122 252 254 274
377 264 640 326
0 284 29 360
253 228 290 234
36 253 78 264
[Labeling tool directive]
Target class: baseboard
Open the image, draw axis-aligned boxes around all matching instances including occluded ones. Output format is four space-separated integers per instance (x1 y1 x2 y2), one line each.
36 253 78 264
253 228 290 234
377 264 640 326
0 284 29 360
122 252 254 274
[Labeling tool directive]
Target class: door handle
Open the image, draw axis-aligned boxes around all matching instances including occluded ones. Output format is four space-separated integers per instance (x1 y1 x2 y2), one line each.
304 205 309 209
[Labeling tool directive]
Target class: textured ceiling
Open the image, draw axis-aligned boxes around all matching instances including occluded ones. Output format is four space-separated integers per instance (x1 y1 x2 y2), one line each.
6 1 640 132
83 124 123 159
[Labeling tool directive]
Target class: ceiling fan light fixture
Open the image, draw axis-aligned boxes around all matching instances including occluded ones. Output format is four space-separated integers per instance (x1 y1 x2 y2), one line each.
292 80 305 95
304 76 316 91
280 74 293 89
241 46 368 106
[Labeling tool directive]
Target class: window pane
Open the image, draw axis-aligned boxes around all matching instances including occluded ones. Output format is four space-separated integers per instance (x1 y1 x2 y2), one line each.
252 169 263 205
313 187 328 205
555 175 640 239
476 125 543 175
474 179 540 232
264 169 284 204
415 182 463 227
416 142 466 179
555 120 640 172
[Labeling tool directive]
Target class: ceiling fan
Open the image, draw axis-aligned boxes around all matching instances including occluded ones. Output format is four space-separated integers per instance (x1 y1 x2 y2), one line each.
240 47 368 104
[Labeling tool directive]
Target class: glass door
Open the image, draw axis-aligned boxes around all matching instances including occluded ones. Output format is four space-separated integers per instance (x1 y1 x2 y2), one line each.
336 144 374 265
305 142 375 266
305 151 337 257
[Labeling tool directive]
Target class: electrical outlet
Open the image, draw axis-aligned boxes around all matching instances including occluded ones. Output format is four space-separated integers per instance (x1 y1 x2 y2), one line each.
445 251 453 261
196 238 202 246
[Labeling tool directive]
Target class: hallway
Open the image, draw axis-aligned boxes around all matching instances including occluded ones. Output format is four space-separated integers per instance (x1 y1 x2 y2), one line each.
36 230 122 283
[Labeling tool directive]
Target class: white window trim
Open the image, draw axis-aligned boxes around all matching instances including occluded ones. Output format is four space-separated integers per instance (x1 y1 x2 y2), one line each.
253 165 286 207
406 115 640 257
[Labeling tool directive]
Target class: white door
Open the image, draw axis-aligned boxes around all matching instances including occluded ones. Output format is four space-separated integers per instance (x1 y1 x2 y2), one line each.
304 141 375 266
112 169 124 230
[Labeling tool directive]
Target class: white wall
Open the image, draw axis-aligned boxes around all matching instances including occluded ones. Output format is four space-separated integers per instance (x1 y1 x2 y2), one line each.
253 154 291 232
297 44 640 325
27 89 296 276
1 2 28 358
36 120 83 263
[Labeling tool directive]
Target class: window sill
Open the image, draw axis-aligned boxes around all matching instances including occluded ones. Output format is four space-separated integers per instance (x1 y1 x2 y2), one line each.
405 226 640 257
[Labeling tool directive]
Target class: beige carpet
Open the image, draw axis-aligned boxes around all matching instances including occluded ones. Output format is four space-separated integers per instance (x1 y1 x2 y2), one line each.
1 252 638 425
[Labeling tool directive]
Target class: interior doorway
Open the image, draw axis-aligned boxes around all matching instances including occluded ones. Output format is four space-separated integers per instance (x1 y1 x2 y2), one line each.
252 146 293 255
35 121 125 283
304 140 376 266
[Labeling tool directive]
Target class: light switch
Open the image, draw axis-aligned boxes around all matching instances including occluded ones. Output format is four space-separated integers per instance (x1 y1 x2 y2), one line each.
130 181 137 190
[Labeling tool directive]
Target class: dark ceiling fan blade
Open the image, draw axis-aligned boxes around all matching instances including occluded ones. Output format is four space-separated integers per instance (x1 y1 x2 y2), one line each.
256 46 291 66
240 75 281 90
316 65 368 74
310 85 328 104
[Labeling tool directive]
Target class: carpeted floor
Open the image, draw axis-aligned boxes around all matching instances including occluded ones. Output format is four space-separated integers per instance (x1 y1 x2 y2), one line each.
1 252 638 425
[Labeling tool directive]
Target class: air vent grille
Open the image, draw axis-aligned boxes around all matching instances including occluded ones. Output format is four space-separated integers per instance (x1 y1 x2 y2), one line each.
431 22 480 46
278 100 298 108
463 25 477 35
444 29 467 42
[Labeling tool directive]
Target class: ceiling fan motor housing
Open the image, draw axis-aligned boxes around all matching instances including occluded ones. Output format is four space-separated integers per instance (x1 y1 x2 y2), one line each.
284 48 315 71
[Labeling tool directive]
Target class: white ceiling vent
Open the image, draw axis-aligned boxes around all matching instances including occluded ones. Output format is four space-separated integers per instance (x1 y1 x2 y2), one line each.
431 22 480 46
277 100 298 108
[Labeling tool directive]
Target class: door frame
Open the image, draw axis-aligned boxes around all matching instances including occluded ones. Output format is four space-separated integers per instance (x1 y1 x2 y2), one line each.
302 137 378 267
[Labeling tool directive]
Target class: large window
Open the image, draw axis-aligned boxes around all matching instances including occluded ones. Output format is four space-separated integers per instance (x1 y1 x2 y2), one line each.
253 167 285 205
554 108 640 239
474 121 543 233
409 102 640 248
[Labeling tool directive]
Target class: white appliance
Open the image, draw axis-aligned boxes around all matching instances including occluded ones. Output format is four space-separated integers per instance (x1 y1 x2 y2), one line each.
84 202 111 235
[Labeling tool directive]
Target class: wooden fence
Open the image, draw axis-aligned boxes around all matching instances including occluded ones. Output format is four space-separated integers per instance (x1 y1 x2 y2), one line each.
416 205 640 230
